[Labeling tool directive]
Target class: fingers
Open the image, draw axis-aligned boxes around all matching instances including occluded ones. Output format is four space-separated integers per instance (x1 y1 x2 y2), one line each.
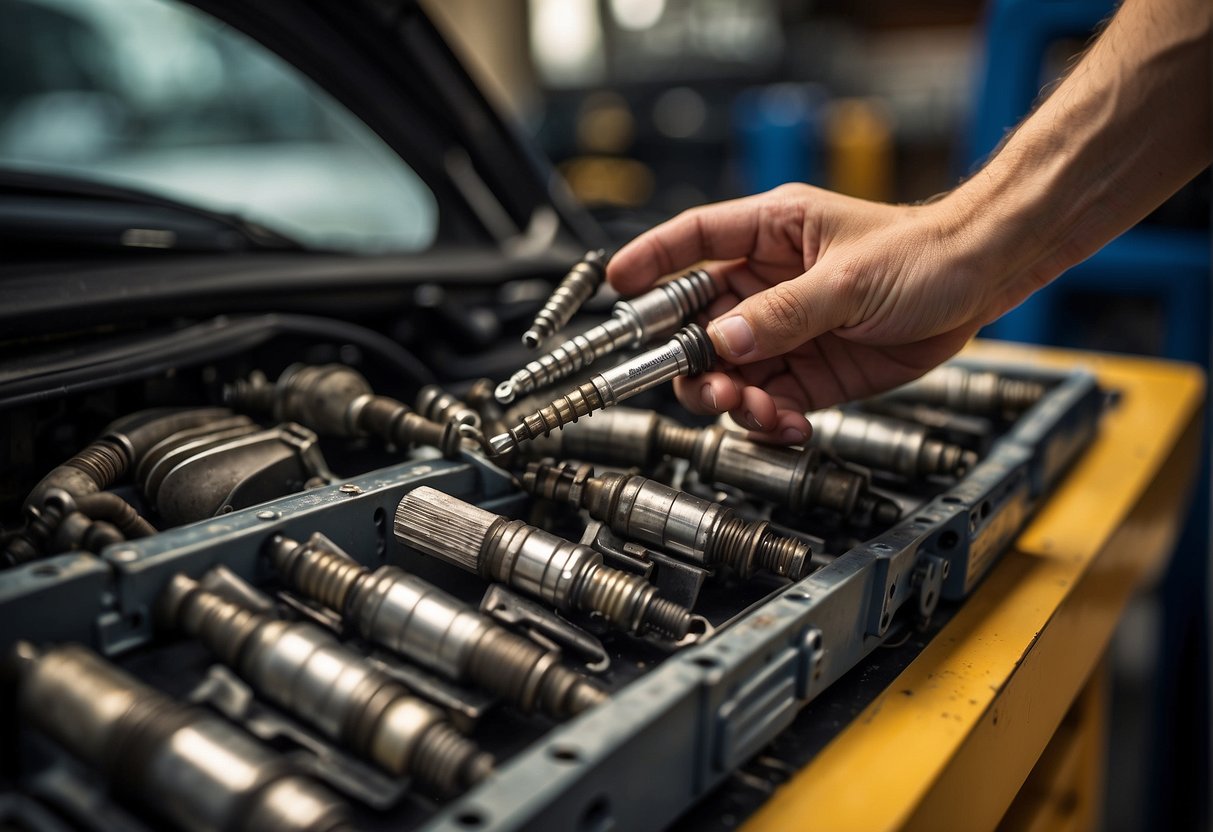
673 373 813 445
672 372 741 416
607 196 769 294
708 265 854 366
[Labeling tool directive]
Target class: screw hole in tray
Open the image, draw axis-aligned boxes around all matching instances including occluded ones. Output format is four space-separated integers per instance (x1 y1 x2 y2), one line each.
937 531 959 551
550 746 581 763
456 811 485 828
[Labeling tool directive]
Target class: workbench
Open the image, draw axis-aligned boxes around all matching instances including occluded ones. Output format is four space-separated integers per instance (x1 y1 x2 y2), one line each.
696 342 1204 832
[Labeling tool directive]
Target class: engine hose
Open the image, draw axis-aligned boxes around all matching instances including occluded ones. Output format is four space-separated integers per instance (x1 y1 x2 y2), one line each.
74 493 156 539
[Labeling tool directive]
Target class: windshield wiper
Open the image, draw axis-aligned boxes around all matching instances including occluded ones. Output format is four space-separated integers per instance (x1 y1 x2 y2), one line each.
0 167 307 252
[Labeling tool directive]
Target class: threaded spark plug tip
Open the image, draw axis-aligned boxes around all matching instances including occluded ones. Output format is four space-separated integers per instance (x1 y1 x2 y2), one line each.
521 330 542 350
644 596 693 639
488 432 518 457
466 752 495 786
568 681 610 715
759 537 812 580
957 450 979 476
495 381 516 404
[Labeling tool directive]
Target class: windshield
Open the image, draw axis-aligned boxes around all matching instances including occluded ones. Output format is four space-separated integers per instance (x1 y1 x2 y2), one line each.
0 0 439 253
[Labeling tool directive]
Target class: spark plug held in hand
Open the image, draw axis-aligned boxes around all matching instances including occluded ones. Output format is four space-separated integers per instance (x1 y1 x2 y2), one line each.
481 324 714 458
496 268 715 404
522 249 609 349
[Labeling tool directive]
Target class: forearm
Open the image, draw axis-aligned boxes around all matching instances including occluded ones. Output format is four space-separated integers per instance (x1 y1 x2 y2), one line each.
946 0 1211 294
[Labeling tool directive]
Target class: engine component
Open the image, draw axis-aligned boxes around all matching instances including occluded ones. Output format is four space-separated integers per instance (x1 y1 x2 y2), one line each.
675 424 901 526
7 642 350 832
225 364 461 458
415 385 480 428
4 408 230 565
268 533 607 719
395 487 694 638
806 408 978 479
521 249 608 349
522 463 813 580
878 366 1047 415
134 416 332 526
482 324 714 458
495 268 715 404
159 574 492 794
509 407 900 525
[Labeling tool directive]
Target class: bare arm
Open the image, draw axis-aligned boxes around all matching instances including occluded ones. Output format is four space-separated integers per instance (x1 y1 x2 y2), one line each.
607 0 1211 443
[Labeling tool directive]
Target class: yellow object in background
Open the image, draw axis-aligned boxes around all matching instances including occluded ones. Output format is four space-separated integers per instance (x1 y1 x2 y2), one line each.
827 98 894 202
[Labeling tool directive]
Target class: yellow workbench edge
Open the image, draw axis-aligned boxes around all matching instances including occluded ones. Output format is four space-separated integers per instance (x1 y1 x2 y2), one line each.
743 341 1206 832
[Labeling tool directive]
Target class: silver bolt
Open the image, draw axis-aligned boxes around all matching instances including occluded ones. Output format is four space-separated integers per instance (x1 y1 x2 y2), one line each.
111 549 139 563
338 484 363 495
256 510 278 521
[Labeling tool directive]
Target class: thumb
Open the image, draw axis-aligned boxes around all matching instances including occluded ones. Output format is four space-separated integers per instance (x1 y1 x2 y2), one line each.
707 268 853 364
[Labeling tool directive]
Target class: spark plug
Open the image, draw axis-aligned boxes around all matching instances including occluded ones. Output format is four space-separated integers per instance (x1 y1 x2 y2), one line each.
8 642 350 832
522 249 608 348
509 407 901 525
395 487 694 638
495 268 715 403
878 365 1047 415
415 384 481 428
225 364 461 458
482 324 714 458
806 408 978 478
522 463 813 580
268 533 606 719
668 423 902 526
159 575 492 795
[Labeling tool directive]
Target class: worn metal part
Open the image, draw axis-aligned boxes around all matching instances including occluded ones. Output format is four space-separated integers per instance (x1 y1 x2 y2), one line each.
269 532 606 719
479 584 610 674
482 325 714 457
510 407 899 525
806 408 978 479
395 487 693 638
878 366 1048 415
135 420 333 526
158 574 491 794
415 386 481 429
225 364 461 458
665 423 901 526
522 249 609 349
4 408 230 566
523 462 812 580
9 642 351 832
496 268 715 404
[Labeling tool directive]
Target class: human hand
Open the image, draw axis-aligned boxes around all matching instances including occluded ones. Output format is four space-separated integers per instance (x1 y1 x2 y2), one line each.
607 183 1046 443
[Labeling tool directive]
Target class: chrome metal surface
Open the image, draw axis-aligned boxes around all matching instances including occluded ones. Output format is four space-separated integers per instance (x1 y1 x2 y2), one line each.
13 642 351 832
486 325 714 456
269 532 606 718
522 249 608 349
396 487 693 638
496 268 715 403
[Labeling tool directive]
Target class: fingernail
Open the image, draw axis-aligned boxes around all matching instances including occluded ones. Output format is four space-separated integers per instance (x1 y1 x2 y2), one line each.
780 428 806 444
711 316 756 358
701 383 719 411
745 411 765 430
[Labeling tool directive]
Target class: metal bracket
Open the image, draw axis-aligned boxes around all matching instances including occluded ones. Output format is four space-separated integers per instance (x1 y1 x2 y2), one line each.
480 584 610 674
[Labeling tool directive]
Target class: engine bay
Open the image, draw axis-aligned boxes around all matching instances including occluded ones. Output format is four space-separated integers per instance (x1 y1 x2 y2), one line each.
0 278 1102 831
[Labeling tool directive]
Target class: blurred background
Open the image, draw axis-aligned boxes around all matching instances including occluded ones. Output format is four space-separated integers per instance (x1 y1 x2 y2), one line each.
423 1 1210 830
0 0 1208 828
